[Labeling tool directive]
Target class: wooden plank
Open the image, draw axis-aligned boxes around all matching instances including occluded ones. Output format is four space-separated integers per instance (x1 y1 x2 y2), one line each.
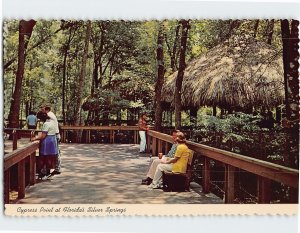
60 125 140 131
4 141 39 171
152 137 157 157
4 170 10 204
18 159 26 199
147 130 174 143
29 151 36 185
225 165 235 204
202 157 210 193
257 176 271 203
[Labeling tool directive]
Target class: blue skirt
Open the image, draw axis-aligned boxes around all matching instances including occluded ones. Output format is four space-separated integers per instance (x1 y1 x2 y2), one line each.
40 135 58 156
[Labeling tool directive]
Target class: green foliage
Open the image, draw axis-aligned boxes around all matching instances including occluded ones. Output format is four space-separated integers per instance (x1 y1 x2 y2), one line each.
190 111 297 168
82 89 130 115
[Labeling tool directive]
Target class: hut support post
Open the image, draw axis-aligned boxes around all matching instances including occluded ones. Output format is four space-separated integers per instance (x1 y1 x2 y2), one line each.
190 107 198 127
212 105 217 116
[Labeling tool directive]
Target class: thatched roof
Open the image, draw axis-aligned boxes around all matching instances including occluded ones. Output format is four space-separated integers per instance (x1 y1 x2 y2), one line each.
162 35 284 109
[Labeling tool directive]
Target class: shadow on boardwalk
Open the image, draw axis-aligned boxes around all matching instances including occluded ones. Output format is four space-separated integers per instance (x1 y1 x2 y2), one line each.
17 143 223 204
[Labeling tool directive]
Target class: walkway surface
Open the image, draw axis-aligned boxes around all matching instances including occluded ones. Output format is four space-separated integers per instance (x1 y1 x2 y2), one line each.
8 142 222 204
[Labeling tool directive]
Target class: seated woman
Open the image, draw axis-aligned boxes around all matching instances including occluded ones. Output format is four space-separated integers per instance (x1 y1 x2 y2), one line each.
149 132 191 189
31 111 58 180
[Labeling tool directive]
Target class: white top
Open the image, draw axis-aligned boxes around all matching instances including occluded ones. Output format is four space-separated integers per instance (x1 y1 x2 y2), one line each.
42 120 56 135
47 111 59 134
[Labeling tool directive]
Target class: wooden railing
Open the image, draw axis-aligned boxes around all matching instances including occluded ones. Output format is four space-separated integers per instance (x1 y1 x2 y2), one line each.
146 130 299 203
4 128 40 204
60 125 140 143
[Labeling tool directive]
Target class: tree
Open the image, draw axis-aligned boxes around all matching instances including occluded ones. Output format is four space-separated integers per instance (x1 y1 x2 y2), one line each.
174 20 190 130
280 19 299 167
7 20 36 128
154 22 165 131
164 21 181 72
266 19 275 45
74 20 91 125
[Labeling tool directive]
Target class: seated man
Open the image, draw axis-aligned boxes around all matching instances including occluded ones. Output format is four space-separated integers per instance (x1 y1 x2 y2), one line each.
141 130 180 185
148 132 191 189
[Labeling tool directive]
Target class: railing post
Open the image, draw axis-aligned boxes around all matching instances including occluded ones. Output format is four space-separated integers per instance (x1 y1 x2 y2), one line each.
18 159 26 199
62 129 65 143
164 141 170 155
29 151 36 185
157 139 163 154
146 134 151 153
224 164 235 203
152 137 157 157
4 170 10 204
202 157 211 193
133 131 137 144
12 129 18 150
257 176 271 203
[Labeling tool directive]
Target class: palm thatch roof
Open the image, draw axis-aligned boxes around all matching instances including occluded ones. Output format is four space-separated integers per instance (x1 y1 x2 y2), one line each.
162 35 284 110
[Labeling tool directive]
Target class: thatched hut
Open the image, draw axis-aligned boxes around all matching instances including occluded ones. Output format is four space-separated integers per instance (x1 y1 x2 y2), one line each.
162 35 284 115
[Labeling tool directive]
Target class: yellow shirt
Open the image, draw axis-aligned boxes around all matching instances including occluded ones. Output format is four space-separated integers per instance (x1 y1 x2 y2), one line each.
172 144 191 173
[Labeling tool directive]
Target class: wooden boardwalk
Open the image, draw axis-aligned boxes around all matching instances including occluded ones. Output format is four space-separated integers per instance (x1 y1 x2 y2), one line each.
13 143 222 204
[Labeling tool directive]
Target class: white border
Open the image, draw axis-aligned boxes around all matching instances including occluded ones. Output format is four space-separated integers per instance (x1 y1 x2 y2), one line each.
1 0 299 232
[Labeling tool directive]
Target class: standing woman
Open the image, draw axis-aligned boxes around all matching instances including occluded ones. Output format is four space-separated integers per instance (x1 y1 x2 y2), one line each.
138 112 149 153
32 111 58 180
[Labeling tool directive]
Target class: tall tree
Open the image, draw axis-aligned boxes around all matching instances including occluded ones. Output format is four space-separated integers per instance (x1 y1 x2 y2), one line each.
154 22 165 131
266 19 275 45
253 20 260 38
281 19 299 167
7 20 36 128
61 25 76 124
174 19 190 129
164 21 181 72
74 20 91 125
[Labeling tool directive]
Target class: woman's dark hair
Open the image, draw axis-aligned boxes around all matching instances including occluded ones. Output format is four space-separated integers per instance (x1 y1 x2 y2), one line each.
176 132 186 143
36 111 49 122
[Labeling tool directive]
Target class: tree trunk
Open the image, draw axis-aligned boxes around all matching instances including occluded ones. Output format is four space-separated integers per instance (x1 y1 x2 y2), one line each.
280 19 299 168
174 20 190 130
267 19 275 45
74 20 91 126
7 20 36 128
164 22 181 72
253 20 259 38
62 38 70 125
154 23 165 131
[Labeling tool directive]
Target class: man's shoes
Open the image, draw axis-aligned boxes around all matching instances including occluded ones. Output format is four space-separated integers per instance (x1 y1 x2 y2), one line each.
141 177 152 185
51 170 61 176
148 182 162 189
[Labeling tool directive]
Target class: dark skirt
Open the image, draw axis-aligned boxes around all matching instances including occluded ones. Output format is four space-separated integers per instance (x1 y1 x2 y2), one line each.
40 135 58 156
37 135 58 173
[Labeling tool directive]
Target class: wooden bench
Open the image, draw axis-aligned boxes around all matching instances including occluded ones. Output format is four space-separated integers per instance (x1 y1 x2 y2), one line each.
162 150 194 192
